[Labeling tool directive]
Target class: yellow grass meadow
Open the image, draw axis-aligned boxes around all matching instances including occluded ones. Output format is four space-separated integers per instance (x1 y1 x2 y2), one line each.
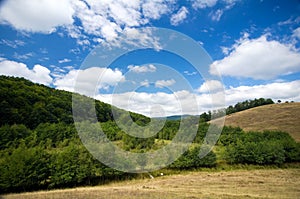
212 102 300 142
3 168 300 199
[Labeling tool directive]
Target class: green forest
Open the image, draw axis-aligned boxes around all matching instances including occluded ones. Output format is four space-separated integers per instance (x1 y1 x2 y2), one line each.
0 76 299 193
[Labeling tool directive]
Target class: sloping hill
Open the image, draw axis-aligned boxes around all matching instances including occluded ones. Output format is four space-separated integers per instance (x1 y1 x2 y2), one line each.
213 102 300 141
0 75 149 129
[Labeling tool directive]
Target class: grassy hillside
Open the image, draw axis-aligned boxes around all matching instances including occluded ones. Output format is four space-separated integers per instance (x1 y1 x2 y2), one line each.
213 102 300 141
3 168 300 199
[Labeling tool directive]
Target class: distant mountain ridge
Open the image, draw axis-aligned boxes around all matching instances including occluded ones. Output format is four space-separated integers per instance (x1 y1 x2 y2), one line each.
154 114 194 120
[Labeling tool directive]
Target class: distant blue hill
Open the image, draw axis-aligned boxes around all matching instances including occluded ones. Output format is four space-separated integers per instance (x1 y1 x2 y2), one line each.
154 114 195 121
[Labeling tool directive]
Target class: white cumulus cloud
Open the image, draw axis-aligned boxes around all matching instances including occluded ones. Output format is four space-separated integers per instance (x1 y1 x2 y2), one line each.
155 79 176 88
53 67 125 96
140 79 150 87
71 0 175 43
198 80 224 93
96 90 200 117
0 0 74 33
0 60 52 85
170 6 189 26
292 27 300 40
225 80 300 105
0 0 176 43
192 0 218 9
96 80 300 117
127 64 156 73
142 0 174 20
210 34 300 80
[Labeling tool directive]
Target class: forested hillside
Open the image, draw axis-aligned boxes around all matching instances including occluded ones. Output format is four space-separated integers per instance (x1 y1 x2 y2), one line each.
0 76 216 193
0 76 151 128
0 76 299 194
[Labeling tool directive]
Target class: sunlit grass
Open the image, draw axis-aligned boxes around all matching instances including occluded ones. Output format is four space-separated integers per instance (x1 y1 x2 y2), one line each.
3 168 299 199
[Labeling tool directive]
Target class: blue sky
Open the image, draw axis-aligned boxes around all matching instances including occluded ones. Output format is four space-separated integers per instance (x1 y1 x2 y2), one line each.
0 0 300 117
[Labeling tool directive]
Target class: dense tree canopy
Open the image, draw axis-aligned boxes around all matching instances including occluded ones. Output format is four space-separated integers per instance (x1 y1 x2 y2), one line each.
0 76 298 194
0 76 148 128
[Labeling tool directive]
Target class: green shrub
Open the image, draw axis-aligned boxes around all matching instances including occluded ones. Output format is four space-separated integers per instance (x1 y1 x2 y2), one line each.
225 131 299 165
170 146 216 169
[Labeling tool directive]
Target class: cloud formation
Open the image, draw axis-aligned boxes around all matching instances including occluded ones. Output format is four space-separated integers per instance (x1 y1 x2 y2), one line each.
170 6 189 26
155 79 176 88
140 79 150 87
58 58 72 64
97 80 300 117
53 67 125 96
210 35 300 80
224 80 300 104
192 0 218 9
0 0 74 33
197 80 224 93
0 60 52 85
293 27 300 40
210 9 223 21
0 39 25 48
127 64 157 73
0 0 239 44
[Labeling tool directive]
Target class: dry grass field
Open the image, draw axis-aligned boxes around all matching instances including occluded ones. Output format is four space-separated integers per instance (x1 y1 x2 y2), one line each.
2 168 300 199
212 102 300 142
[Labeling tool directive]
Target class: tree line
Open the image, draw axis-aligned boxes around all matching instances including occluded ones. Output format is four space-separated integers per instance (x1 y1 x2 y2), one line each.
1 121 299 193
199 98 274 122
0 76 299 194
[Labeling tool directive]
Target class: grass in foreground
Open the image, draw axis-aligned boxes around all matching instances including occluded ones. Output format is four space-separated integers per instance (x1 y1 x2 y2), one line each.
2 168 300 199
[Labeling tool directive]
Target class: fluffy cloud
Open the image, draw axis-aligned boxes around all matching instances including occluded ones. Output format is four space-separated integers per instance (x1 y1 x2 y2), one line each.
108 0 142 27
224 80 300 105
96 90 200 117
192 0 239 21
140 79 150 87
210 9 223 21
155 79 176 88
96 80 300 117
0 60 52 85
71 0 176 44
127 64 156 73
71 0 121 41
0 0 239 43
0 0 74 33
0 0 176 42
58 58 71 64
53 67 125 96
197 80 224 93
142 0 174 20
170 6 189 26
210 35 300 80
192 0 218 9
293 27 300 40
120 27 162 50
